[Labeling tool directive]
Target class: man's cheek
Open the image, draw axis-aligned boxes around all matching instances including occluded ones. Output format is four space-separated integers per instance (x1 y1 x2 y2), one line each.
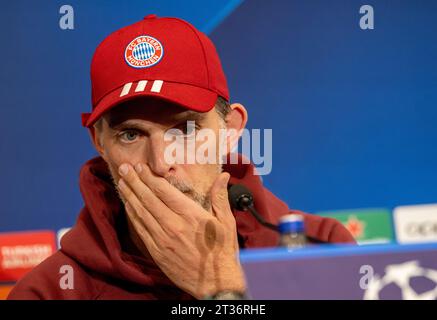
106 148 136 169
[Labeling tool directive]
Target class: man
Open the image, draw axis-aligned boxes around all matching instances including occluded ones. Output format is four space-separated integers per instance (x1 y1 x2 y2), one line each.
8 15 354 300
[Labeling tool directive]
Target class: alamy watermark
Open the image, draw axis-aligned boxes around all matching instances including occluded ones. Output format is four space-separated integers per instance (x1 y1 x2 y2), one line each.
163 121 273 176
59 5 74 30
59 264 74 290
359 5 374 30
359 264 374 290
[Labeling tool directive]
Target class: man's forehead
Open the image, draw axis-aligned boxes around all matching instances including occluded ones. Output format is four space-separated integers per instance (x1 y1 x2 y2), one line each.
105 98 208 127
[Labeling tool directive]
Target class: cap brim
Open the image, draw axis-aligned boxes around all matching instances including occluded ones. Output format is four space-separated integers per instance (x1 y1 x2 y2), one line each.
83 82 218 127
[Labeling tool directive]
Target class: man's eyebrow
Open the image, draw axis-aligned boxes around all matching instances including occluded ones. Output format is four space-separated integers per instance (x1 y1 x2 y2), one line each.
107 111 207 130
172 111 207 122
108 120 147 131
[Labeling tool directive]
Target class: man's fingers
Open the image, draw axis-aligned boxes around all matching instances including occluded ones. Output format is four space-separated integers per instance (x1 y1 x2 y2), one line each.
124 201 159 254
210 172 234 224
134 163 202 218
119 163 170 223
118 178 164 237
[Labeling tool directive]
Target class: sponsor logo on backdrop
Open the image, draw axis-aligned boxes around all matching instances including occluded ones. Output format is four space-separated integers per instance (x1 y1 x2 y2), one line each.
405 222 437 236
364 260 437 300
394 204 437 244
344 215 366 238
318 208 394 244
1 245 52 269
0 231 56 282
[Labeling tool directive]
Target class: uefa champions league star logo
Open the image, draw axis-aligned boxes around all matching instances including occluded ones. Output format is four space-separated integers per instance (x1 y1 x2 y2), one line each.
364 260 437 300
125 35 164 68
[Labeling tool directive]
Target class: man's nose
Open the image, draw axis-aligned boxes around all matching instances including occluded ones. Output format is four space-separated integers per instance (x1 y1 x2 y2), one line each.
146 134 174 177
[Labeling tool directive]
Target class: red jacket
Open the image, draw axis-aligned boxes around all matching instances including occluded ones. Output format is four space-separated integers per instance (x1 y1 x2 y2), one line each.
8 156 355 300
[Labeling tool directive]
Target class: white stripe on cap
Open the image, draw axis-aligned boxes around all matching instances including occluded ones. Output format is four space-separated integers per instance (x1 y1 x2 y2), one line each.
120 82 133 97
151 80 163 93
135 80 148 92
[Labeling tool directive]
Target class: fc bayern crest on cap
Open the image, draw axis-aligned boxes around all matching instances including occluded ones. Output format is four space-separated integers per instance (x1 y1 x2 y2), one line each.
125 35 164 69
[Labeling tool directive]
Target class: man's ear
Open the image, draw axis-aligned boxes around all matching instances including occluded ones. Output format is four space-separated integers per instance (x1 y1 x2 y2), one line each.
226 103 248 131
225 103 248 153
89 125 106 159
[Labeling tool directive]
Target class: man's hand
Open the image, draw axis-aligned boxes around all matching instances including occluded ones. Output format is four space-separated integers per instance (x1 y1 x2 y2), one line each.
117 163 246 299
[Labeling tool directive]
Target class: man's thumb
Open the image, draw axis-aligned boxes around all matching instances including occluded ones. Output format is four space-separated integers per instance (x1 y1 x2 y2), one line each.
211 172 231 221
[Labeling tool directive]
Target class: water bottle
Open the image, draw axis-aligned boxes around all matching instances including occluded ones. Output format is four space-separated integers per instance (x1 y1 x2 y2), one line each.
278 214 307 249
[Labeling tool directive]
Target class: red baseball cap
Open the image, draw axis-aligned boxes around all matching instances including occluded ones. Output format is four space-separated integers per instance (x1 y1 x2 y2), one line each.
82 14 229 128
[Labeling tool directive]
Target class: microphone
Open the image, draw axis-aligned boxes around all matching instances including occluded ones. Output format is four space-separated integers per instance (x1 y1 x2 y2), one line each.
228 184 279 233
228 184 329 245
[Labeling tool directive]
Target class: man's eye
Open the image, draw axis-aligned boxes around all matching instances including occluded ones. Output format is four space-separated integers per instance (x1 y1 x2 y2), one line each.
177 123 200 136
183 125 196 136
120 130 139 142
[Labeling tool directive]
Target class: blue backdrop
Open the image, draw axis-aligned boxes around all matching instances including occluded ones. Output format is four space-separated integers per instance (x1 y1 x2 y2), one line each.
1 0 436 232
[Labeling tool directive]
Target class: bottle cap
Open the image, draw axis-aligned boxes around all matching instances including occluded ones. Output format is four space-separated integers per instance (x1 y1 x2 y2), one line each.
278 214 305 234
